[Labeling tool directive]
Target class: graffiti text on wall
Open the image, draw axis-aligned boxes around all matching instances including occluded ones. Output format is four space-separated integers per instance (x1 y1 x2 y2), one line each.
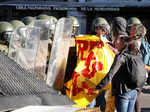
16 5 120 11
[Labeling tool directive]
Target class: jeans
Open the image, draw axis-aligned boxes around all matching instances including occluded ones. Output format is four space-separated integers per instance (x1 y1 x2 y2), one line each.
95 90 106 112
88 90 106 112
88 98 96 108
115 90 137 112
134 89 142 112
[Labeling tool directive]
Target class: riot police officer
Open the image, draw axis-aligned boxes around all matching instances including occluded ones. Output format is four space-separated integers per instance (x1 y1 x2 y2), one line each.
36 14 50 21
92 17 110 43
22 16 35 25
47 16 58 41
127 17 142 33
128 17 142 26
36 14 57 41
48 16 57 24
67 16 80 37
10 20 25 29
0 21 13 55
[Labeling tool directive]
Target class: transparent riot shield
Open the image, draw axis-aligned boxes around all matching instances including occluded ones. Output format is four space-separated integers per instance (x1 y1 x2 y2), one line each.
46 18 73 90
30 20 50 80
8 26 41 74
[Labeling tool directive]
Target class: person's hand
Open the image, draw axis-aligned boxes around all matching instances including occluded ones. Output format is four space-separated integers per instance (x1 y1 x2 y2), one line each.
87 88 102 95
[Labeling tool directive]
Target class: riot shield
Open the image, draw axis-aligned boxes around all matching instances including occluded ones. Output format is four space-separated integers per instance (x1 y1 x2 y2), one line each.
8 26 41 74
46 18 73 90
29 20 50 80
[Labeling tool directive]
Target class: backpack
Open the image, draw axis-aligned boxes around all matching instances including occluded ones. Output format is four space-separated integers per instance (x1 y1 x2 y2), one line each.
124 52 147 88
140 39 150 66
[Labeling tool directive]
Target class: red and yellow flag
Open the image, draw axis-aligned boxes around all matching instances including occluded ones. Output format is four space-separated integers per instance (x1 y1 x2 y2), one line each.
65 35 115 110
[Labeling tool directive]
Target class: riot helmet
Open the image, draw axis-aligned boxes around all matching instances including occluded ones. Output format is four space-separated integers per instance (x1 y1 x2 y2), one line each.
128 17 142 26
92 17 111 42
92 17 110 34
129 24 146 39
0 22 13 45
127 17 143 36
67 16 79 36
48 16 57 24
48 16 58 40
10 20 25 29
22 16 35 25
36 14 50 21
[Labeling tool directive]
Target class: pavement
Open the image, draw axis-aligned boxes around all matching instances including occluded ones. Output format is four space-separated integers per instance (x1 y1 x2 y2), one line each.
140 85 150 112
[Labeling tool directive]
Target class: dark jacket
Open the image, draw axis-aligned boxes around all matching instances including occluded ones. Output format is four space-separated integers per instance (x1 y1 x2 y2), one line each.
96 50 143 96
